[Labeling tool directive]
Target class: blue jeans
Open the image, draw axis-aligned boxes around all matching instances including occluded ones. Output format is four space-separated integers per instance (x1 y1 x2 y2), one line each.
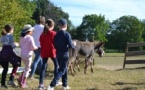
50 56 68 87
39 57 58 85
30 48 42 76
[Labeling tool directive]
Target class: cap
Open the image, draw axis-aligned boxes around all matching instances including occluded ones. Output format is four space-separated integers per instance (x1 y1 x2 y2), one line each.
58 18 67 26
23 24 34 32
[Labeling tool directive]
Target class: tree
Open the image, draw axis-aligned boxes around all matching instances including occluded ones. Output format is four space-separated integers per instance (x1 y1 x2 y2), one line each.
106 15 144 51
32 0 73 31
0 0 35 41
141 19 145 40
75 14 109 41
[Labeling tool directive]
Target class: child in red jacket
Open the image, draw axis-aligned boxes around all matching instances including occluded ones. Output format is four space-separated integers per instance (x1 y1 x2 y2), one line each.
38 19 60 89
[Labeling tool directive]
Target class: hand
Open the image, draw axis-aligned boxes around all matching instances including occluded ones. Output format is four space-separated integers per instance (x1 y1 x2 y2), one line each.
72 41 76 46
14 42 19 47
34 47 38 50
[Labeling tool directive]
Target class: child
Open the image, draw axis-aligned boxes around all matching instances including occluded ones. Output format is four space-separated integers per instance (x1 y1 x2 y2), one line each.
47 18 76 90
29 16 45 79
38 19 60 90
18 24 38 88
0 24 20 88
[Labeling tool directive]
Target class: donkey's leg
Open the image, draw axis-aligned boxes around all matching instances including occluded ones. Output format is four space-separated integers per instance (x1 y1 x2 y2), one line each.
70 64 75 76
72 60 77 73
90 59 94 73
84 58 89 74
68 59 75 76
73 60 80 72
75 57 80 72
67 62 70 72
90 57 94 73
71 58 78 75
72 62 76 74
77 64 80 72
72 57 78 76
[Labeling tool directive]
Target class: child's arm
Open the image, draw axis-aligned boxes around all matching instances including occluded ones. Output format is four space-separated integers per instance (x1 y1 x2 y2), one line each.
14 42 19 47
66 33 75 49
9 35 16 48
30 36 38 50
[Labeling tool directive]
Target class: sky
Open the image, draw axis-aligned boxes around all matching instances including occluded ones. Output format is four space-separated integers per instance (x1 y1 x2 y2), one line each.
50 0 145 26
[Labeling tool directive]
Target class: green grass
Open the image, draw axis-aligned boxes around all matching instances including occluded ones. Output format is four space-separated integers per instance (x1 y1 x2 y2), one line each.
1 53 145 90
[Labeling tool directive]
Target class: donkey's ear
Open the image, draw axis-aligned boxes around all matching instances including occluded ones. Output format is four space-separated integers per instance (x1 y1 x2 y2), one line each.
101 42 105 46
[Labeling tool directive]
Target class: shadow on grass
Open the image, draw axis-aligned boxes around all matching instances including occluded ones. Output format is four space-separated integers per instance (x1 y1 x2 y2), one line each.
112 82 145 90
86 87 98 90
112 82 145 85
117 87 137 90
115 66 145 71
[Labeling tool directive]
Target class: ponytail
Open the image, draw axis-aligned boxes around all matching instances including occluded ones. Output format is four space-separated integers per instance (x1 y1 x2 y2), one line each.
43 19 55 34
1 30 7 36
43 24 49 34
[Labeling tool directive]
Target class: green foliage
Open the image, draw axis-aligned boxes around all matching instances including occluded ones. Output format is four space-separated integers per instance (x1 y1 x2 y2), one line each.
1 0 145 52
106 15 144 50
32 0 73 31
0 0 35 41
75 14 109 41
141 19 145 40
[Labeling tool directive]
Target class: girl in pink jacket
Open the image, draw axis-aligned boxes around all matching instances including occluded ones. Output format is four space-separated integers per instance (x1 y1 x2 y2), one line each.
18 24 38 88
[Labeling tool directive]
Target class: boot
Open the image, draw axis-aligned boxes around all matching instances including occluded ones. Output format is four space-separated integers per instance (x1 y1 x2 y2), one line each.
17 72 24 86
21 77 28 89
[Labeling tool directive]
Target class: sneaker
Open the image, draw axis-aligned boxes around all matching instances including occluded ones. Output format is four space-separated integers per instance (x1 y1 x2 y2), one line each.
38 85 46 90
63 86 71 90
47 86 54 90
56 82 62 86
21 83 28 89
7 80 18 86
1 85 8 89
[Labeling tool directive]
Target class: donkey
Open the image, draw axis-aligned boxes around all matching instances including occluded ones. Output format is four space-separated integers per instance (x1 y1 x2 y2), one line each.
68 40 105 76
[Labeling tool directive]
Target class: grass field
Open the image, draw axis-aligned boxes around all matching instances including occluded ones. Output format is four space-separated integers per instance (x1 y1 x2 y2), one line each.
1 53 145 90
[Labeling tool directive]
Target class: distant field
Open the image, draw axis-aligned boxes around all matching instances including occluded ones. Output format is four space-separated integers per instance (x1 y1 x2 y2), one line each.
1 53 145 90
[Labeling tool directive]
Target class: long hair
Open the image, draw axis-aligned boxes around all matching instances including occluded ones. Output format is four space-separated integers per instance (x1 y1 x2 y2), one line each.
43 19 55 34
36 16 45 25
1 24 13 36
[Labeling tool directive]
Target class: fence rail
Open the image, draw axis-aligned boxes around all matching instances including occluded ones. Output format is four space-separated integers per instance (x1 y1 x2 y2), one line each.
123 42 145 68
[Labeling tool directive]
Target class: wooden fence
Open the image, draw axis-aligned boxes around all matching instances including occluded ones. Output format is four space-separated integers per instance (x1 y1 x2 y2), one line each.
123 42 145 68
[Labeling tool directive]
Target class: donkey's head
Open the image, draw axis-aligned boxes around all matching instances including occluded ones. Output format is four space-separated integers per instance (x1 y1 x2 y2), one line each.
94 42 105 57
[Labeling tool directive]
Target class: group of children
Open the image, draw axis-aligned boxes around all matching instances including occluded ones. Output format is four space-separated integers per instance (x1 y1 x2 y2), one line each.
0 17 76 90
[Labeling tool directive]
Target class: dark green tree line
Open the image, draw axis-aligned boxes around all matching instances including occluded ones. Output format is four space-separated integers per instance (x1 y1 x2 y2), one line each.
32 0 74 31
106 15 144 51
72 14 109 41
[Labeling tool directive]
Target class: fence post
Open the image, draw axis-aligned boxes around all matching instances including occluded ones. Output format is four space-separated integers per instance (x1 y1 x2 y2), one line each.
123 42 129 68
